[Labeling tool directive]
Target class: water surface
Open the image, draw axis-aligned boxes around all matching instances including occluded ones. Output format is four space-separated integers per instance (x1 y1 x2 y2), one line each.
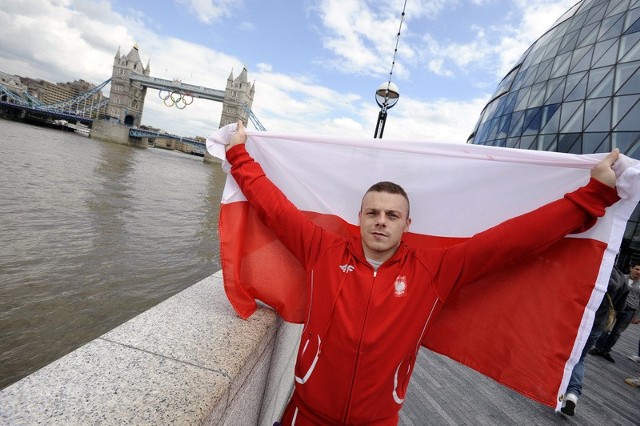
0 119 224 389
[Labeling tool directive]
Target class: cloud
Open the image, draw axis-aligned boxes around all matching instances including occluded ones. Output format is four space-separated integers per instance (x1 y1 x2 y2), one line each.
248 68 363 134
313 0 416 78
176 0 243 24
413 0 576 81
256 63 272 72
0 0 133 83
494 0 576 75
420 26 495 75
239 21 254 31
427 58 453 77
376 95 488 143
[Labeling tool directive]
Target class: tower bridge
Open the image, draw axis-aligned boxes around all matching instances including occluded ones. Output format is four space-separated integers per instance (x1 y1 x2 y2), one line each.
128 74 225 102
0 45 265 160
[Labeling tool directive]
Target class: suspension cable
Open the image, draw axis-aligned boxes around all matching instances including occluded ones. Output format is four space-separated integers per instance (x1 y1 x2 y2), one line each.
381 0 408 105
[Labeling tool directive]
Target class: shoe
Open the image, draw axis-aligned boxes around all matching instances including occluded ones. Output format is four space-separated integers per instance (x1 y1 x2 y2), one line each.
561 393 578 416
628 354 640 362
589 348 615 362
602 352 615 363
625 377 640 387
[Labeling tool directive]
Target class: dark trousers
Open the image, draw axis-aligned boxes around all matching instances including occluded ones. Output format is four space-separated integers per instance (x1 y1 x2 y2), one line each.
594 308 636 353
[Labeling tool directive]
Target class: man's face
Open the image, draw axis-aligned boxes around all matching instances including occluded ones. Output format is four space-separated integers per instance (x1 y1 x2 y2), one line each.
358 191 411 262
630 265 640 280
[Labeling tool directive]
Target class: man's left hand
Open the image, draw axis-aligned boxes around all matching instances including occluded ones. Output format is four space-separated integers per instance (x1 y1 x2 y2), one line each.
591 149 619 188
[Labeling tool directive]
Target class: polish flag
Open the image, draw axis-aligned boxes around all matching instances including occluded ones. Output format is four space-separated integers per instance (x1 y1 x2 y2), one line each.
210 129 640 410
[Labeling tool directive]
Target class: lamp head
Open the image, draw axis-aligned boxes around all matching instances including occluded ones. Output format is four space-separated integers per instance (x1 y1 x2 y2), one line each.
375 82 400 108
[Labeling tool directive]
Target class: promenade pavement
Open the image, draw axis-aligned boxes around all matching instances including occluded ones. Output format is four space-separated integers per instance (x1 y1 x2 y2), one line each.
400 318 640 425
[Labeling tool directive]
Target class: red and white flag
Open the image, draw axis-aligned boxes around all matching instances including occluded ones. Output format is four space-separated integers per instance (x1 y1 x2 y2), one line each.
210 128 640 410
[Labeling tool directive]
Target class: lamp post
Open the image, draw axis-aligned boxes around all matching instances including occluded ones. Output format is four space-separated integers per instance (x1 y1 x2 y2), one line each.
373 82 400 138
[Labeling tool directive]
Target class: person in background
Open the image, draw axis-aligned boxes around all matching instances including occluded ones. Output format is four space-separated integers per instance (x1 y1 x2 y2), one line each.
627 316 640 363
589 260 640 362
562 265 629 416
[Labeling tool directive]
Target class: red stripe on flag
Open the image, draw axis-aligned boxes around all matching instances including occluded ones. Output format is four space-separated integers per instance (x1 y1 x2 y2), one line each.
425 237 606 407
220 201 306 322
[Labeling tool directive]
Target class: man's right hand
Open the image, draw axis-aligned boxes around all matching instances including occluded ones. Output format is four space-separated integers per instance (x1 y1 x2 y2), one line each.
226 120 247 152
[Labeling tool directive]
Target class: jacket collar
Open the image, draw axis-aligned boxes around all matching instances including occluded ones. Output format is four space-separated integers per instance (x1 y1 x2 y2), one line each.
347 235 412 267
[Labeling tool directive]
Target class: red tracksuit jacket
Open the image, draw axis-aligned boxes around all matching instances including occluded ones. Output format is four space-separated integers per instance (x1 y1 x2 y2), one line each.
227 145 619 425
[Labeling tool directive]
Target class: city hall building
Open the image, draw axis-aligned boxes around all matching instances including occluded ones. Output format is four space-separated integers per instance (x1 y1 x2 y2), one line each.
468 0 640 263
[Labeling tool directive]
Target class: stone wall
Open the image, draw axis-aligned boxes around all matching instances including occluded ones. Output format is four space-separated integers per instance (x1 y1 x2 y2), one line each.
204 150 219 164
91 120 147 148
0 272 301 425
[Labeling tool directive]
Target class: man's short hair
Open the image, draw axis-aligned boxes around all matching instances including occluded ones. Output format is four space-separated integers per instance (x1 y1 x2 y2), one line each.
364 181 410 216
630 259 640 268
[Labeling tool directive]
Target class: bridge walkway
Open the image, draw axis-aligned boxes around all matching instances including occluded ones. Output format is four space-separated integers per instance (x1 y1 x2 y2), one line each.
401 318 640 425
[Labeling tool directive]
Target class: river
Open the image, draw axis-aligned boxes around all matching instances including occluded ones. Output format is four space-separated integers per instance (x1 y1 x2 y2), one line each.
0 119 225 389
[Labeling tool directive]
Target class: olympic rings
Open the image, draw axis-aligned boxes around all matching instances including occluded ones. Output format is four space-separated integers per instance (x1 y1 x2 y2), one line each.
158 90 194 109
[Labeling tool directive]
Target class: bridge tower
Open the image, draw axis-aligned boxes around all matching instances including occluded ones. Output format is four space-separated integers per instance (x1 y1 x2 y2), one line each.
107 45 149 127
219 68 254 128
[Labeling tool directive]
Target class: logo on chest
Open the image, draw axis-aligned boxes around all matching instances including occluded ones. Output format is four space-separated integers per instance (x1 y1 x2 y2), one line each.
393 275 408 297
339 264 355 273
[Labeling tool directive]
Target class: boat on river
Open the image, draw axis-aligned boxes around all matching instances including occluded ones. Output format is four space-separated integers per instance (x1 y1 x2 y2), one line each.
51 119 90 136
72 126 90 137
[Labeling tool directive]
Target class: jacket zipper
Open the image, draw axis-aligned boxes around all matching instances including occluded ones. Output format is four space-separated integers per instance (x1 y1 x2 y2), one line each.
343 268 377 422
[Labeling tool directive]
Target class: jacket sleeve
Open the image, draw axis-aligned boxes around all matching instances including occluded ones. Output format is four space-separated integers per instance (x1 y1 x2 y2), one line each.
435 178 620 297
227 144 327 269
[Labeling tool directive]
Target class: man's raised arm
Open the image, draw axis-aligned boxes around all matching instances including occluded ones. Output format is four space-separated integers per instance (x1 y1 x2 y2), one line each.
440 149 621 291
225 121 327 269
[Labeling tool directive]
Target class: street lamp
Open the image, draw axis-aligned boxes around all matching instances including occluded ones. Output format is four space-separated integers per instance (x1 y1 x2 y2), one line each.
374 82 400 138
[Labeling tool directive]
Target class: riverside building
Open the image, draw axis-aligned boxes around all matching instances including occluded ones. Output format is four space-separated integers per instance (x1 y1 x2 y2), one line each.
468 0 640 263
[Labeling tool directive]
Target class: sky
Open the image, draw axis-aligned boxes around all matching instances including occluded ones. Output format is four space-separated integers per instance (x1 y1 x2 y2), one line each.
0 0 579 142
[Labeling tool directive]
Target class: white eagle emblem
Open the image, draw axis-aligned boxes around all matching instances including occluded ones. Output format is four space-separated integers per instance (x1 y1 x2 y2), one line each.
394 276 407 297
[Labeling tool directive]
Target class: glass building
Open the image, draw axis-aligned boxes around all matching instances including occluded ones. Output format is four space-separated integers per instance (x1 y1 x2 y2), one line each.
468 0 640 264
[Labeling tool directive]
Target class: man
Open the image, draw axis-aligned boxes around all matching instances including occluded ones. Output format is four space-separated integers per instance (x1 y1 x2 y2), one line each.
627 271 640 364
561 265 629 416
589 260 640 362
225 121 620 425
